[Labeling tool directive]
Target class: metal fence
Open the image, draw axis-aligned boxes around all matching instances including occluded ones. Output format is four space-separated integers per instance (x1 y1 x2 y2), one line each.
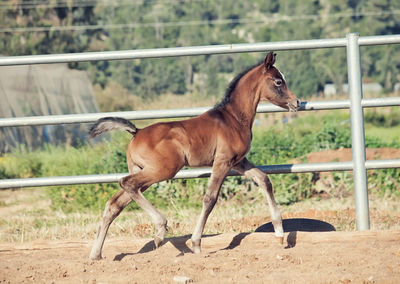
1 33 400 231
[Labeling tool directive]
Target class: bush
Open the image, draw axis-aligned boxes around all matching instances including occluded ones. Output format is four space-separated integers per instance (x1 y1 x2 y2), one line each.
365 108 400 128
0 115 398 212
368 168 400 197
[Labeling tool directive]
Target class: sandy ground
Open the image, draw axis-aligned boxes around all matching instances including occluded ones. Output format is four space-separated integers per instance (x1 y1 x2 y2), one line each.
1 229 400 283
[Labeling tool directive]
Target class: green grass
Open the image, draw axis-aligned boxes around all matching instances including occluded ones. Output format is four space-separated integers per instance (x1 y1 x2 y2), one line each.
364 107 400 143
365 123 400 143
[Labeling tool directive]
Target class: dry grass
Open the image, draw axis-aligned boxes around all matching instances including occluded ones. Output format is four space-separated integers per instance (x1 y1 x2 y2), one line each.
1 187 399 243
94 82 220 112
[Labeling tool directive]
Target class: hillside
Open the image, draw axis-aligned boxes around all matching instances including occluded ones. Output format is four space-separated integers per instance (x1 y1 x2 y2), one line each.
0 0 399 105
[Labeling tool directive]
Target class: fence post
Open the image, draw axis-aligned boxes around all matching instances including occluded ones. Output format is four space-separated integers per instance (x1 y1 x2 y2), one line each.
346 33 370 230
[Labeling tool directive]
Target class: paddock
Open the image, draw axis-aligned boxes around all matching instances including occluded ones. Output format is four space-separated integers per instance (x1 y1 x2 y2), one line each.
1 33 400 282
1 33 400 230
1 227 399 283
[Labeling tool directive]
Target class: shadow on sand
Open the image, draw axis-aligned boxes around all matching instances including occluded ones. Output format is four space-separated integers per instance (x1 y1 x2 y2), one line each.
255 218 336 233
113 218 335 260
216 218 336 252
255 218 336 249
113 234 218 261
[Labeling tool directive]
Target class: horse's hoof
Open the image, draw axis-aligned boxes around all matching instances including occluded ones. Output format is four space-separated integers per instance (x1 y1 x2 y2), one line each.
154 222 167 249
154 237 164 248
191 239 201 254
276 236 284 245
193 246 201 254
89 254 102 261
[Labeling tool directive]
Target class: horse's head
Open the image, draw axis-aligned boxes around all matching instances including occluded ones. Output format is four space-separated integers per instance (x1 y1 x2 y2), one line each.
258 52 300 111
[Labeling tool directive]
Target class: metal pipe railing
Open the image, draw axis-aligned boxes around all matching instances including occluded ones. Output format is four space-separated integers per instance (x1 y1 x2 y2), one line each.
0 34 399 66
1 97 399 127
1 159 399 189
347 33 370 230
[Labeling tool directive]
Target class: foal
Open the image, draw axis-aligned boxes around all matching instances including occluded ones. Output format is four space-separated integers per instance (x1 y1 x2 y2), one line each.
89 52 300 260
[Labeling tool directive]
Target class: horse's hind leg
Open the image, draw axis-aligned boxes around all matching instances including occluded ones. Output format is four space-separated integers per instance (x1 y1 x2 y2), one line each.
128 188 167 248
90 189 132 260
119 171 168 248
234 158 284 243
90 169 169 260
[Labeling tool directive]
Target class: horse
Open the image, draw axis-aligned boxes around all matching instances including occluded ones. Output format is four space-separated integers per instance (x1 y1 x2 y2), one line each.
88 52 300 260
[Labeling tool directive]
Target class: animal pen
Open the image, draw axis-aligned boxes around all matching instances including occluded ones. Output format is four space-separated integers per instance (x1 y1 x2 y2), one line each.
1 33 400 231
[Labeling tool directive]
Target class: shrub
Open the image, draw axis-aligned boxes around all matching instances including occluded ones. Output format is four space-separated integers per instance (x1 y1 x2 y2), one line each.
365 108 400 128
0 115 398 211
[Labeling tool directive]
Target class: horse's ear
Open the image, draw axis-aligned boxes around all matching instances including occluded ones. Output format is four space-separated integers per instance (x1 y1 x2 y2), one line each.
264 52 276 70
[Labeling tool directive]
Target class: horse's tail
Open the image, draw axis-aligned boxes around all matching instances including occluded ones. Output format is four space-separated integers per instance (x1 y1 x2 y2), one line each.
89 117 137 138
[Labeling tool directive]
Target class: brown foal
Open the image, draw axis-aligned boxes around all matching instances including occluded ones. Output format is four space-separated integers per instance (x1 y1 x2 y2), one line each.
89 52 300 260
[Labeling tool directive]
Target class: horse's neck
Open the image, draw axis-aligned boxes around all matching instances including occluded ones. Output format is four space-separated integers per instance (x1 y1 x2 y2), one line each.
223 68 260 128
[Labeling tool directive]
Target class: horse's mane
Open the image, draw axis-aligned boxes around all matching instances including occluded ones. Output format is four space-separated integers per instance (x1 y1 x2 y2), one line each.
213 61 262 110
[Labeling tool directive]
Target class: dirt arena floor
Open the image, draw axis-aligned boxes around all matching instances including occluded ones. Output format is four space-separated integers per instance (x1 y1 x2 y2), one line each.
1 229 399 283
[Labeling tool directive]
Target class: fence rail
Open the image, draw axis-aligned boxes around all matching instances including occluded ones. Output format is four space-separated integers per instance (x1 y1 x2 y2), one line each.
1 97 400 127
1 33 400 230
0 34 399 66
1 159 399 189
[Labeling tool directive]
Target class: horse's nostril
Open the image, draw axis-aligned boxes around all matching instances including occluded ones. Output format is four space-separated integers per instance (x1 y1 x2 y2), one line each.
296 100 301 108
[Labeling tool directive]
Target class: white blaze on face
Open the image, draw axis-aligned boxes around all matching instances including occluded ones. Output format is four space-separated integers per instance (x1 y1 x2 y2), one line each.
278 70 285 81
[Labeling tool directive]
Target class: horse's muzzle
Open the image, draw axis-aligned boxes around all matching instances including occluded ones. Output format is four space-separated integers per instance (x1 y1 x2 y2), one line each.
288 99 301 112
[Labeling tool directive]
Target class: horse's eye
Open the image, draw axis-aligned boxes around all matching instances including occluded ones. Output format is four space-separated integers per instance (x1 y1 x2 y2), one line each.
274 79 282 87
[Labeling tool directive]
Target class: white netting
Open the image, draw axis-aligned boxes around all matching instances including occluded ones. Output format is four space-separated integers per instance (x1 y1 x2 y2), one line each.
0 64 99 152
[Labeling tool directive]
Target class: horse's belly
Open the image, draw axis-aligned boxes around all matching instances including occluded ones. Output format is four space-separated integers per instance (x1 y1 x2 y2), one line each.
185 150 214 167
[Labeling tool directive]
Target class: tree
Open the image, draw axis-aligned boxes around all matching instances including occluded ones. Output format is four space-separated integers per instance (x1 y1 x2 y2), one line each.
2 0 399 101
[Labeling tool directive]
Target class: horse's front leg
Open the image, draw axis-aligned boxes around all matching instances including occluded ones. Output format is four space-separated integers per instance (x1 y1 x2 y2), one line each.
233 158 284 243
191 161 231 254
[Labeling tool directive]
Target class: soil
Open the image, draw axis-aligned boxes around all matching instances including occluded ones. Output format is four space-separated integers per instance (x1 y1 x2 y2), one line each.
304 147 400 163
1 229 399 283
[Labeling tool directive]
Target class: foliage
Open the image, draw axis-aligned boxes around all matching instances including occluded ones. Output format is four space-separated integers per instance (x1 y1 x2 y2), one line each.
1 1 400 211
365 108 400 128
1 112 398 211
1 1 400 101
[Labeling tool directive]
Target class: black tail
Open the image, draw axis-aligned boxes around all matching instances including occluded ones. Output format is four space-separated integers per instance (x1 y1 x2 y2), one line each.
89 117 137 138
